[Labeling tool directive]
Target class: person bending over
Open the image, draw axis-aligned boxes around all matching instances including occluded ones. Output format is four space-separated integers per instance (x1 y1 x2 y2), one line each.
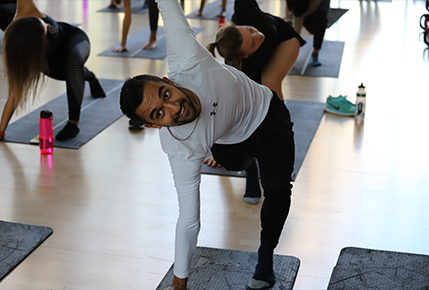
0 0 105 141
286 0 331 66
205 0 304 204
120 0 295 289
207 0 305 100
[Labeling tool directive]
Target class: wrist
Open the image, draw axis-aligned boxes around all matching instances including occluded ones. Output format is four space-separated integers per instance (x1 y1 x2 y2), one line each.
0 130 5 137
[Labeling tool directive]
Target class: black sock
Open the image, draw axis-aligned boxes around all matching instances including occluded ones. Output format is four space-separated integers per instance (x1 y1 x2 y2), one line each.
56 122 79 141
244 162 261 198
253 244 276 285
90 79 106 98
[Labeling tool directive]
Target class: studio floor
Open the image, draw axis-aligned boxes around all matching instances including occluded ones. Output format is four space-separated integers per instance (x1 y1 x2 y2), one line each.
0 0 428 289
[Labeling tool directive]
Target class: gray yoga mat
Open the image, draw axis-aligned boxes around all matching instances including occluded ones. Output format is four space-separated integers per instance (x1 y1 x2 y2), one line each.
156 246 300 290
0 220 53 282
328 247 429 290
201 100 325 181
186 0 235 21
98 26 204 59
327 8 348 28
1 78 124 149
289 39 345 77
97 0 148 14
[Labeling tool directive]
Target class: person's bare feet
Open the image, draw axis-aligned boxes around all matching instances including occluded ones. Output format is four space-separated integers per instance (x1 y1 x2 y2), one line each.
143 41 158 50
112 46 129 53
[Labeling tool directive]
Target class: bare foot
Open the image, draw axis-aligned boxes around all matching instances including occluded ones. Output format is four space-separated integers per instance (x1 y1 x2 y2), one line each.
112 46 129 53
143 41 157 50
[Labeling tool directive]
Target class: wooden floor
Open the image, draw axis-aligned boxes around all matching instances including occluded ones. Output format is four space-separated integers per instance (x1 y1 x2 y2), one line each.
1 0 429 289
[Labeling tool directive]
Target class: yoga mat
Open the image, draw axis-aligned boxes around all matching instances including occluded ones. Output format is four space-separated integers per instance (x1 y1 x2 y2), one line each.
327 8 348 28
1 78 124 149
328 247 429 290
0 220 53 281
156 246 300 290
289 39 345 77
201 100 325 181
186 0 235 21
97 0 148 14
98 26 204 59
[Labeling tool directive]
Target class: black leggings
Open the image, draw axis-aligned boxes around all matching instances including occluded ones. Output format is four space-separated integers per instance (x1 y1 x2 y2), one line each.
0 2 15 31
303 0 330 50
47 30 95 121
211 93 295 250
148 0 159 31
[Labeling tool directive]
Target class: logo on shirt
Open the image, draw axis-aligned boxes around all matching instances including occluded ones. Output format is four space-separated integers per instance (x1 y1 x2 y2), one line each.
210 103 218 116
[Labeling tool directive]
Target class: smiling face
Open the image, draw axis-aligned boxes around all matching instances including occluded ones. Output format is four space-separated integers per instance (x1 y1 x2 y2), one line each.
236 25 265 58
135 78 200 128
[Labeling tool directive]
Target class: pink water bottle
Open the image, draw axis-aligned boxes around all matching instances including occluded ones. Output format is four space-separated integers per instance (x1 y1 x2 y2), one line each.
39 110 54 155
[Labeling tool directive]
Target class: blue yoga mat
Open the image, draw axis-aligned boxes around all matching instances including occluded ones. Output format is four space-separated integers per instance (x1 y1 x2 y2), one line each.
98 26 204 59
289 39 345 78
97 0 148 14
1 79 124 149
186 0 235 21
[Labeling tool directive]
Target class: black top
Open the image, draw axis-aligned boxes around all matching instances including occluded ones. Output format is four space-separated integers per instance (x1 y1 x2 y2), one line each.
42 15 75 71
231 0 306 84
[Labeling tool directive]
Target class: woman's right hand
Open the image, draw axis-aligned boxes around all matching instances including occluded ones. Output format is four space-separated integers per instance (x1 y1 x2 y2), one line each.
204 154 221 167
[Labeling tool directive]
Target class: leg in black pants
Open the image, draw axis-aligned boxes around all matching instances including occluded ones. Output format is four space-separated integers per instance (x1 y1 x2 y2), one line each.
143 0 159 50
49 29 105 140
211 94 295 289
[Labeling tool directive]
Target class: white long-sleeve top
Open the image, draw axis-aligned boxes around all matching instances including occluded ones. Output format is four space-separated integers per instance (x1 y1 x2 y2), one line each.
155 0 273 278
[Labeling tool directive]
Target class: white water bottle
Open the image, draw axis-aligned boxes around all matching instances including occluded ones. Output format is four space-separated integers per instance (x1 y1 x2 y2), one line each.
355 83 366 121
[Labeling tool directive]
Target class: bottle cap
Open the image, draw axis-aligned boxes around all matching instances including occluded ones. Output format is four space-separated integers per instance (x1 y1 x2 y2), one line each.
359 83 365 89
40 110 53 119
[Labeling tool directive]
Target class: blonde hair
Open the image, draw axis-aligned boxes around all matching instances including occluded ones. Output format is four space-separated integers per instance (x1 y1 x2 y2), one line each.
2 17 48 110
206 24 245 69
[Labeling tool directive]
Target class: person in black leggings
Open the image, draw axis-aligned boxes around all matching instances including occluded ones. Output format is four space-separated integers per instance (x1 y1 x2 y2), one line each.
206 0 304 205
0 0 105 141
286 0 331 66
110 0 159 129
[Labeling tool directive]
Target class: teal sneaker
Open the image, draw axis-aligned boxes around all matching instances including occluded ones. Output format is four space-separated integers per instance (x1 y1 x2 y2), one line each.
325 97 355 116
327 95 355 106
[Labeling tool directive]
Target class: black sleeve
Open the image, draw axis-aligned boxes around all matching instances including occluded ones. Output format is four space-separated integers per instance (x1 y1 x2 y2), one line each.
273 15 306 47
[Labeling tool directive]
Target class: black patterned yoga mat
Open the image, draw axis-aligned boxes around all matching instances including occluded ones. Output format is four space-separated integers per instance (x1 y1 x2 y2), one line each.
1 78 124 149
156 246 300 290
201 100 325 181
328 247 429 290
0 220 53 281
